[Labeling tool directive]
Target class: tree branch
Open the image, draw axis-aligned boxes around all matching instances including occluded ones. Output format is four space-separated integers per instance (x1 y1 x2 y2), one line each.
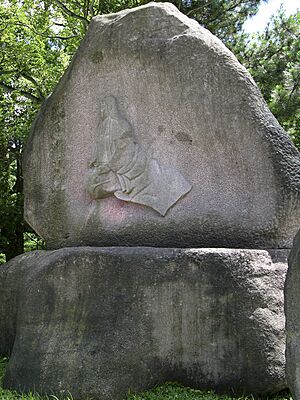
15 21 79 40
52 21 67 27
20 73 45 101
0 70 45 101
204 0 245 24
186 1 215 17
89 0 96 18
52 0 89 26
0 82 42 103
289 74 300 98
0 69 19 76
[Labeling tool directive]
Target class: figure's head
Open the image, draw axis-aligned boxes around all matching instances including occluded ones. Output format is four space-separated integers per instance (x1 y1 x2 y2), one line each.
99 95 118 120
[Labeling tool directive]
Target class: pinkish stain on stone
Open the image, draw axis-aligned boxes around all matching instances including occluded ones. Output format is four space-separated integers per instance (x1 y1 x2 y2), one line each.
99 197 133 223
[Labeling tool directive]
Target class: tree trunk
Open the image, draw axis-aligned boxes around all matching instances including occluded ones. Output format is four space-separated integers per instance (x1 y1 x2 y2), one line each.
3 227 24 262
2 142 25 262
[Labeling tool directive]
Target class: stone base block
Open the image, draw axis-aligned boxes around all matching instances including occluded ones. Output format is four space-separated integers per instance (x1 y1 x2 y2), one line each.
0 247 288 399
285 229 300 400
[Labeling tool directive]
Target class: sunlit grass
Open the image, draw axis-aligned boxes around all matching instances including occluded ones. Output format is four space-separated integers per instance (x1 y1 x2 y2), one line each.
0 358 292 400
127 383 292 400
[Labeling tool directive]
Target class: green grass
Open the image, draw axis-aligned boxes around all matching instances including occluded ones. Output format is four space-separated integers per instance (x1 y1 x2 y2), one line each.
0 358 292 400
0 357 47 400
128 383 248 400
128 384 292 400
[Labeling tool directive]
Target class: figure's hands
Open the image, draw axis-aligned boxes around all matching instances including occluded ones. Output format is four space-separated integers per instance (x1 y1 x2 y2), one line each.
89 159 98 168
89 160 110 174
86 168 120 199
96 165 111 175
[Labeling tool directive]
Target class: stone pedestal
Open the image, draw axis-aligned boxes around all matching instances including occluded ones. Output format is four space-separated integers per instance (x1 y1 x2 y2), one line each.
0 247 287 399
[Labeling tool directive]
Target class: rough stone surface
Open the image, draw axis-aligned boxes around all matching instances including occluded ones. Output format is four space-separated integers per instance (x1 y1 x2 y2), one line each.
23 3 300 250
1 247 287 399
285 229 300 399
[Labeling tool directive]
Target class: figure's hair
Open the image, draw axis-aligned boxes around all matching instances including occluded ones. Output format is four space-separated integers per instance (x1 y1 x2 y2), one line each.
102 95 118 114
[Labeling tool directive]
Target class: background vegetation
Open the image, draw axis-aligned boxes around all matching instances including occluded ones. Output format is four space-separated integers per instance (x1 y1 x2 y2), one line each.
0 0 299 262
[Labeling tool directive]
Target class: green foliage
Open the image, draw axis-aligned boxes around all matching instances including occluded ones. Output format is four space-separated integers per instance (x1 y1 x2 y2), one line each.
0 1 70 100
23 232 45 252
0 232 44 264
239 10 300 148
171 0 263 47
56 0 263 48
0 0 69 261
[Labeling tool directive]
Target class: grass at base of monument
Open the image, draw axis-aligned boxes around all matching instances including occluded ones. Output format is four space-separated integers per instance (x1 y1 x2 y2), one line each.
0 358 292 400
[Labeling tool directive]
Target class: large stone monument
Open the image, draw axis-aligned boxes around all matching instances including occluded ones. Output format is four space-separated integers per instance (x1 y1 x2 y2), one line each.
23 4 300 250
1 2 300 399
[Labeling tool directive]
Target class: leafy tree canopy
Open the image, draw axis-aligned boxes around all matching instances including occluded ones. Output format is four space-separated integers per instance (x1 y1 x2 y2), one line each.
0 0 69 260
239 9 300 147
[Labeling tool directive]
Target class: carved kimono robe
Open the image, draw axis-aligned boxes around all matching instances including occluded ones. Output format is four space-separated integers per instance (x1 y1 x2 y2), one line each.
86 96 191 216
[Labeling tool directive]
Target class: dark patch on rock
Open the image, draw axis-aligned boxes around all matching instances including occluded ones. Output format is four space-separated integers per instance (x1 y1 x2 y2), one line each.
175 131 193 144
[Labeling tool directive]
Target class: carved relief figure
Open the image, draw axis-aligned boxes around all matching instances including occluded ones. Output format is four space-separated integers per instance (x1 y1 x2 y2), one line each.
86 96 192 216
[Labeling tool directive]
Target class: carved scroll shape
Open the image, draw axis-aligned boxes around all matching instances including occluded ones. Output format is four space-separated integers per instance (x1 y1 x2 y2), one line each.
85 96 192 216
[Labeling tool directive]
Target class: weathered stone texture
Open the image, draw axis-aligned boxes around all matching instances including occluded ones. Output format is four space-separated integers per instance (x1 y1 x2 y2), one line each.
23 3 300 249
1 247 287 399
285 229 300 399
